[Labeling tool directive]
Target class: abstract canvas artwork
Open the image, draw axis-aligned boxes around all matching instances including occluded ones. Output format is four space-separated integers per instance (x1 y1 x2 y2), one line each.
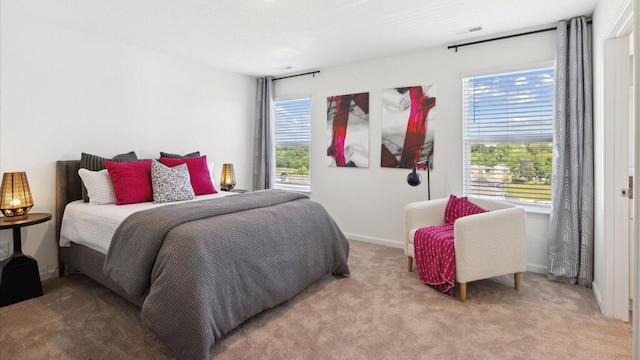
327 92 369 167
381 85 436 169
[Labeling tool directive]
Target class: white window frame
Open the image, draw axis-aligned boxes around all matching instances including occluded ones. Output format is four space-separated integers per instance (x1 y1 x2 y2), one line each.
462 62 555 212
273 95 311 193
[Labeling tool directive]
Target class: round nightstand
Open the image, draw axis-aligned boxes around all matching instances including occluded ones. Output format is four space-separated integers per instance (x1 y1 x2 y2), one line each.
0 213 52 307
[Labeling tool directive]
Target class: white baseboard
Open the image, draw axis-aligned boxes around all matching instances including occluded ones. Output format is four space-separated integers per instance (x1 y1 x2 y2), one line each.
526 263 546 274
592 280 604 314
343 233 403 249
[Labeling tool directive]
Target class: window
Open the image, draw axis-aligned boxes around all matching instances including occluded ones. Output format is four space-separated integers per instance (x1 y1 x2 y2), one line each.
462 67 554 207
274 97 311 191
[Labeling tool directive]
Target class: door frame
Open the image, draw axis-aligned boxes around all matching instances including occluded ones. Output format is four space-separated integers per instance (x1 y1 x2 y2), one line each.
601 0 634 322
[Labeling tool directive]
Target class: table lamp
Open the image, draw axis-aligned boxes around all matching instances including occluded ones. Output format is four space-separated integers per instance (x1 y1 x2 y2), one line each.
220 163 236 191
0 172 34 220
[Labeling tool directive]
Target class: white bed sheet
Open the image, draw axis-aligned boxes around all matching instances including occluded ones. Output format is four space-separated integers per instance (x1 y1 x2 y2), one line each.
60 192 236 255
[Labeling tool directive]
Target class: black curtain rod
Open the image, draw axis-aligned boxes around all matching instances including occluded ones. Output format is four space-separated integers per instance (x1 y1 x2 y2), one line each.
272 70 320 81
448 19 592 52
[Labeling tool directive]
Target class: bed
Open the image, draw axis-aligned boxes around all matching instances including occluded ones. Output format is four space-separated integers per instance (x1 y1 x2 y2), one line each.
55 160 350 360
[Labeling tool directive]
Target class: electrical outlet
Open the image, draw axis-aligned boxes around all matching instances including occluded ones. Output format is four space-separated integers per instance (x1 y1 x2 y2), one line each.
0 240 10 259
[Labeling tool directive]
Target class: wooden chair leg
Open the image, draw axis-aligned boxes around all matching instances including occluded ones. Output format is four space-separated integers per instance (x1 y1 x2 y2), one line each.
460 282 467 302
514 272 521 291
407 256 413 272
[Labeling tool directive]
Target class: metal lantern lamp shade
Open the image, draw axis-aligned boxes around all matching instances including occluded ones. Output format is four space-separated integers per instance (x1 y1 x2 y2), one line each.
220 163 236 191
0 172 34 220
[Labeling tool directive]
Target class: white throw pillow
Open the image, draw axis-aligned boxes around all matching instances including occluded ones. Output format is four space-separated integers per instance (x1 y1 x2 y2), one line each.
78 168 117 205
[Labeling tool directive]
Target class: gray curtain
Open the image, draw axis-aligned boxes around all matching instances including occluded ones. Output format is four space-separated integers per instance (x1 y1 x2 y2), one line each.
547 16 594 286
253 76 275 190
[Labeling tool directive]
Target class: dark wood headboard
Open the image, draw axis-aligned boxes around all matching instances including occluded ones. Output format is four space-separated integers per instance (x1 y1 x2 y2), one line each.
55 160 82 276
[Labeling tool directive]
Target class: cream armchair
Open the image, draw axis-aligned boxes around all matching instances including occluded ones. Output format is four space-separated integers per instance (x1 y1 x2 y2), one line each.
405 197 527 301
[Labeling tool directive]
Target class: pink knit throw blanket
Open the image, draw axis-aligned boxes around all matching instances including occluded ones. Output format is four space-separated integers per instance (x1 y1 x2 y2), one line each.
414 223 456 295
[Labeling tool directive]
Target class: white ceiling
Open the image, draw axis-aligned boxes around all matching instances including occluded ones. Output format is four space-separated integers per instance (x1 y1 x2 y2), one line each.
10 0 598 77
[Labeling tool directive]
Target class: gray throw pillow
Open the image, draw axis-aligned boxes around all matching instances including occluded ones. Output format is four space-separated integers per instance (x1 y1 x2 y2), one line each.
159 151 200 159
80 151 137 201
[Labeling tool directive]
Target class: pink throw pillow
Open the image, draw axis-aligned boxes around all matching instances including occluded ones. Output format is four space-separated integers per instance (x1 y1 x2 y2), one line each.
444 194 459 223
444 195 487 223
104 160 153 205
456 197 487 219
159 156 217 195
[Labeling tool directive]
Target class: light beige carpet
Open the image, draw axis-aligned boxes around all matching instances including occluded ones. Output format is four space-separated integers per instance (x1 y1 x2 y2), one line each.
0 240 632 359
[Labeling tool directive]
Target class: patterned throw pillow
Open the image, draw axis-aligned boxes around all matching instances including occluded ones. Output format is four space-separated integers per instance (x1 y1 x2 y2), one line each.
77 168 117 205
80 151 138 201
151 160 196 203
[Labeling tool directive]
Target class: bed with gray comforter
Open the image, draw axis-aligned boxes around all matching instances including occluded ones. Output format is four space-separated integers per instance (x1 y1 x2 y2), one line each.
56 160 349 360
101 189 350 360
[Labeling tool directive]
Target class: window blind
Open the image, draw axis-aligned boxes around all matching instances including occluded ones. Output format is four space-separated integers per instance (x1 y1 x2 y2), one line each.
462 68 554 205
275 98 311 188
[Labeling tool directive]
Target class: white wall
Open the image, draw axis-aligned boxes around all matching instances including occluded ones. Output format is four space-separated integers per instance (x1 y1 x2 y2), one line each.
275 31 557 273
0 3 256 278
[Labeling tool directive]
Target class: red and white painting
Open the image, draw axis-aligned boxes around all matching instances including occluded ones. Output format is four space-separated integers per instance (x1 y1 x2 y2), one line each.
381 85 436 169
326 92 369 168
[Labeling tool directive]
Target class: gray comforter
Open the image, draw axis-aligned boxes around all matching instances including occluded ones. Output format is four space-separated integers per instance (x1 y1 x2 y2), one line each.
103 190 350 360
